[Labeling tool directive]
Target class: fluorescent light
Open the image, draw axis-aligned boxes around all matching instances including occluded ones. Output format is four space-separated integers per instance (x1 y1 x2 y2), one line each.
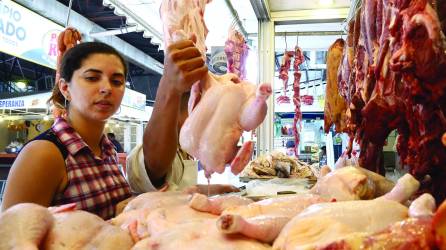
43 115 49 121
16 81 27 89
319 0 334 6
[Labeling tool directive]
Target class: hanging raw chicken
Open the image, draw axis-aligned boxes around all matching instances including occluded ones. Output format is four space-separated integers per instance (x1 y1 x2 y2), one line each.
161 0 272 176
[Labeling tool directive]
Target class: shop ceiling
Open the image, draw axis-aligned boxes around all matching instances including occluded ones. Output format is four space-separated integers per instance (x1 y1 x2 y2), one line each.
251 0 350 24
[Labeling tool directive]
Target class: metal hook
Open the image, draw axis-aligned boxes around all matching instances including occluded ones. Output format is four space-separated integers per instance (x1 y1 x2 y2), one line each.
284 31 288 51
65 0 73 27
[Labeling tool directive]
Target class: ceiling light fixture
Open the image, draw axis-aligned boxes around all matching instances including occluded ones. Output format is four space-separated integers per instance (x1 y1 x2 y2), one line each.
319 0 334 6
16 81 27 90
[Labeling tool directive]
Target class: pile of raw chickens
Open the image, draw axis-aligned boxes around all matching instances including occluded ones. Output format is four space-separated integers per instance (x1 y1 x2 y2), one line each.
240 151 317 179
323 0 446 203
3 166 446 249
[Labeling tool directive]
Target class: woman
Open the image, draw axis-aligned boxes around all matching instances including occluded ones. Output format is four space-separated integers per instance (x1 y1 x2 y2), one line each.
1 42 132 219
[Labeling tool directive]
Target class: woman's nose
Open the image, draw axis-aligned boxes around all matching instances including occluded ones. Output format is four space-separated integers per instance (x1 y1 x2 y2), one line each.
99 81 112 94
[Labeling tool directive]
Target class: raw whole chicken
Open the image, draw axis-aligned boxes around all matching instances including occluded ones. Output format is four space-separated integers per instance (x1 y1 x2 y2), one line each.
161 0 271 176
144 204 217 238
216 194 327 243
273 176 421 250
213 171 416 244
309 166 397 201
122 191 189 212
160 0 209 59
273 199 409 249
0 203 134 250
111 191 190 238
42 209 134 250
131 219 271 250
302 194 437 250
189 193 253 215
180 73 271 175
0 203 54 250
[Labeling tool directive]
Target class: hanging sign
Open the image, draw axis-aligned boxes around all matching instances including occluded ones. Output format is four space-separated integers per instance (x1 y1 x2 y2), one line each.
0 0 63 69
0 92 51 109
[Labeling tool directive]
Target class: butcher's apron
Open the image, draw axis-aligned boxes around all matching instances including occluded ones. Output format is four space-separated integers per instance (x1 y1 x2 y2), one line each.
166 148 198 191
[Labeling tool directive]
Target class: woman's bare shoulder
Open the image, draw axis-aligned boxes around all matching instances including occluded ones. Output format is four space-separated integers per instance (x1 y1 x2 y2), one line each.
13 140 66 174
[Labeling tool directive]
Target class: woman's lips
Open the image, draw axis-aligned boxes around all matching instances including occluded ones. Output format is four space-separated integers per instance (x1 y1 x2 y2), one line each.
95 101 113 110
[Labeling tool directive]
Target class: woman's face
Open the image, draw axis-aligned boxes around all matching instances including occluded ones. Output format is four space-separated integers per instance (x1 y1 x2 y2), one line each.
65 53 126 122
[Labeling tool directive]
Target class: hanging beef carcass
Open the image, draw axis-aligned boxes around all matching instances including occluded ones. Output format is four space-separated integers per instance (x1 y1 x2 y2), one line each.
292 46 305 156
337 0 446 202
354 0 408 175
389 0 446 203
160 0 272 176
324 39 347 133
225 29 249 80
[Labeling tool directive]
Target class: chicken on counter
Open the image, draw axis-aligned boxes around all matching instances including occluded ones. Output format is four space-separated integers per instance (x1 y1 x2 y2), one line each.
0 203 134 250
0 203 54 250
131 219 271 250
110 192 191 239
309 166 397 201
272 181 424 250
42 209 134 250
216 194 327 243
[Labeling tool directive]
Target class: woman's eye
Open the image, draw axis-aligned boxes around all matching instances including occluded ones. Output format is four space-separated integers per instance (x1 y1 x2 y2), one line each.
112 79 124 86
85 76 99 81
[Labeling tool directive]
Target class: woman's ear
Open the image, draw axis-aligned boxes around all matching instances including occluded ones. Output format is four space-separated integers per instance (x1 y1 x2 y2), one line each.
59 78 70 101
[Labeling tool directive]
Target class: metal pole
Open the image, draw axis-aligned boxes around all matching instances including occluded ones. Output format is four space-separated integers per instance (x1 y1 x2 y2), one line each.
65 0 73 27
